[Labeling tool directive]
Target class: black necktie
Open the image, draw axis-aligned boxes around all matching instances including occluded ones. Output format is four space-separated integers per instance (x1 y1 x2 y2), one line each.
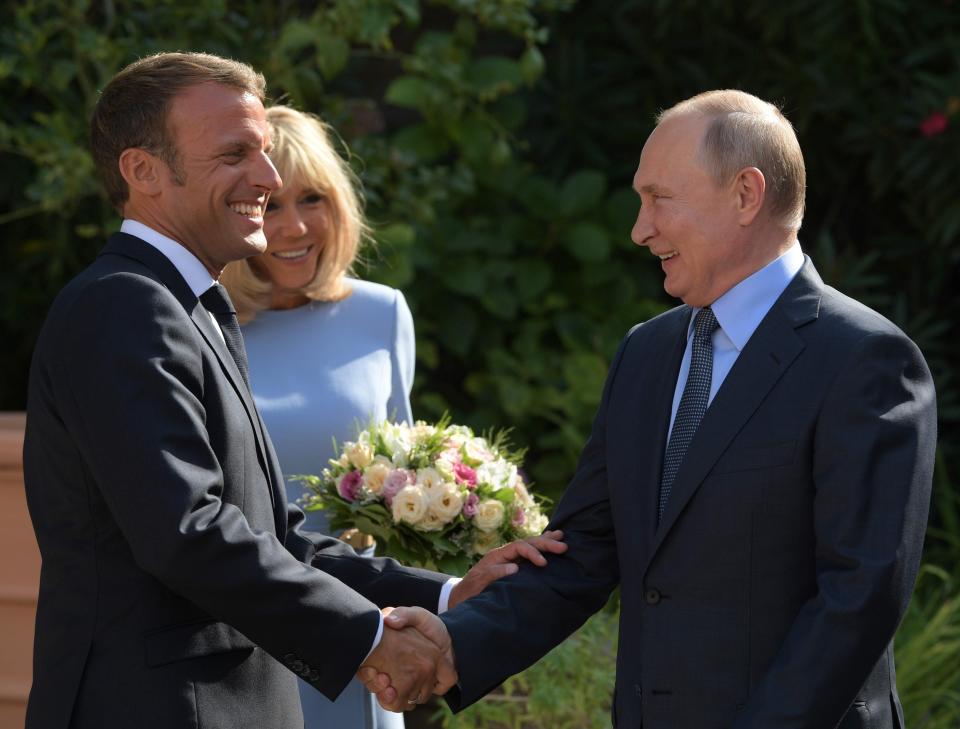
200 283 251 388
658 306 720 522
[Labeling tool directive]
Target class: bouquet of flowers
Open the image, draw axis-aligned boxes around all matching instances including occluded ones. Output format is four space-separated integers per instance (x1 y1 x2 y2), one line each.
294 417 550 575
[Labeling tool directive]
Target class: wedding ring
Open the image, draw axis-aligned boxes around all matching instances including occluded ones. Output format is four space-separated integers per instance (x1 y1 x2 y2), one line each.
406 693 422 705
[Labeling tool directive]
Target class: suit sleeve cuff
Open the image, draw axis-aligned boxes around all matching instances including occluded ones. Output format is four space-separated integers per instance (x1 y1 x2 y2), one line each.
438 577 462 614
361 612 385 664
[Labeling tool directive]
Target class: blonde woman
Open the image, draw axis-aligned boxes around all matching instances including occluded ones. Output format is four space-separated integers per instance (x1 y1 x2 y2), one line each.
222 106 564 728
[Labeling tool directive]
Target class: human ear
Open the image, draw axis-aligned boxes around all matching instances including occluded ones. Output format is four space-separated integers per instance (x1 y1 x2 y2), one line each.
118 148 163 196
735 167 765 226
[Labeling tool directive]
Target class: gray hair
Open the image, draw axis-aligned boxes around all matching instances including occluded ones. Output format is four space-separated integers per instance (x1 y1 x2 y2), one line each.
658 89 806 231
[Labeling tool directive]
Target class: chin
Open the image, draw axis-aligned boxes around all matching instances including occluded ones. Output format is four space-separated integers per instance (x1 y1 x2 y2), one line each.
243 231 269 255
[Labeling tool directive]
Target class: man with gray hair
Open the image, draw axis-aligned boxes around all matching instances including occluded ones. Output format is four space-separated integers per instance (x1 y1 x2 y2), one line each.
381 89 937 727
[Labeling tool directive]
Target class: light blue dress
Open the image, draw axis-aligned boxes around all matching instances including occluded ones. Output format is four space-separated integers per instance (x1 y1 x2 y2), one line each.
242 278 413 729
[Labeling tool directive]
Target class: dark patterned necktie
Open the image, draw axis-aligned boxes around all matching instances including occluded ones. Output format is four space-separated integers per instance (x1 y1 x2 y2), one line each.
200 283 251 389
658 306 720 522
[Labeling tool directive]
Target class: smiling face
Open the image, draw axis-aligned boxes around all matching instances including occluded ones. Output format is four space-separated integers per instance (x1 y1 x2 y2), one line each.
631 114 749 307
153 82 281 275
253 177 331 309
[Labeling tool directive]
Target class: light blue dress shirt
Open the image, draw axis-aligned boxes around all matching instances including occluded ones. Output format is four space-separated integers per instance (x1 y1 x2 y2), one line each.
667 243 805 437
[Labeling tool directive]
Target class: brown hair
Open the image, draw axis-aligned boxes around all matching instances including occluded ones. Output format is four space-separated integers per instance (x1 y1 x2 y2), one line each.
658 89 806 231
220 105 369 323
90 52 266 211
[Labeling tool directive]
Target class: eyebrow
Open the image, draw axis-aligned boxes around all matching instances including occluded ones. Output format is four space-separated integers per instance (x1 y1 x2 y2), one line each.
637 183 669 195
216 135 268 155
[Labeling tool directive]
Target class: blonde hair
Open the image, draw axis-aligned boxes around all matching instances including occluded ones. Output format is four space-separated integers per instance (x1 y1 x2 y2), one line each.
658 89 806 231
221 105 369 323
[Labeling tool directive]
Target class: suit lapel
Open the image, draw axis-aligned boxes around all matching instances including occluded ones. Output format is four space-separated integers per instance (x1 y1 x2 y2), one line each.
648 260 823 559
103 233 284 533
187 304 282 527
614 308 690 558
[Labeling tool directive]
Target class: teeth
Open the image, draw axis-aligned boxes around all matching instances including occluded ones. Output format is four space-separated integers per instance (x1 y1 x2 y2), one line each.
658 252 678 260
273 248 310 259
229 203 263 217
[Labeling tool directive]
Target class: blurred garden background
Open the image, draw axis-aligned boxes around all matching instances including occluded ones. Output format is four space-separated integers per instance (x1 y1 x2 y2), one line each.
1 0 958 726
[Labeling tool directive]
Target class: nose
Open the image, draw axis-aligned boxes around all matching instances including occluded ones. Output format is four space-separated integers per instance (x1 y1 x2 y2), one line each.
631 204 654 247
276 204 308 238
254 151 283 193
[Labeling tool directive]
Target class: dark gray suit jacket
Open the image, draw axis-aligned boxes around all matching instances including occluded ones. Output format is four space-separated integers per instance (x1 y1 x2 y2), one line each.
23 233 449 729
441 259 936 728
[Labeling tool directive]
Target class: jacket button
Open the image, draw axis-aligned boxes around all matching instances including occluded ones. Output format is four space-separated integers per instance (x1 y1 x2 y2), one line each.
283 653 296 665
644 588 661 605
292 660 305 672
308 670 320 681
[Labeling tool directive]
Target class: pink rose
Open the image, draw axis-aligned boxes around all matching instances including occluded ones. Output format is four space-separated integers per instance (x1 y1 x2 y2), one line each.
453 462 477 489
382 468 413 506
462 492 479 518
511 508 526 528
920 111 948 137
337 470 363 502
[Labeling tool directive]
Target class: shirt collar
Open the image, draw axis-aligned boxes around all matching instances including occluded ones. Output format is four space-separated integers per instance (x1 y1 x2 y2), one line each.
120 219 216 298
690 242 805 351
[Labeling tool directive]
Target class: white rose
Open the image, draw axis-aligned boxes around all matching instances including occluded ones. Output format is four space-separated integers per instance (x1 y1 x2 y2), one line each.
345 441 374 469
474 499 505 532
331 453 351 469
363 462 391 496
415 510 446 532
434 452 456 480
391 485 428 525
523 511 550 536
415 467 444 497
463 437 493 465
472 530 503 555
428 482 465 523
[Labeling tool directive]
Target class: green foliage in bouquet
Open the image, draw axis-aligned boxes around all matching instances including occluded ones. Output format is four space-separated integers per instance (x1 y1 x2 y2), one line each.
294 418 549 576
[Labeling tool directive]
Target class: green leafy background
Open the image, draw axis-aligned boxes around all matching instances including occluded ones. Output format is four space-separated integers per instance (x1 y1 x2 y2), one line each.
2 1 958 726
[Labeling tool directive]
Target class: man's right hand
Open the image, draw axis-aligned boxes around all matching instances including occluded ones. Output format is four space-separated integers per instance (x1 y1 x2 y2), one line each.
356 608 457 711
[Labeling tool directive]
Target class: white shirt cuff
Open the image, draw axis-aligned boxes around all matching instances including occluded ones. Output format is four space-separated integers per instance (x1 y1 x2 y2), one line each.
438 577 462 614
362 612 385 663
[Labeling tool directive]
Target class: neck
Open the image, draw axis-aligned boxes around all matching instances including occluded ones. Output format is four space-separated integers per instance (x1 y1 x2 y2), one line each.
269 288 310 310
123 207 223 278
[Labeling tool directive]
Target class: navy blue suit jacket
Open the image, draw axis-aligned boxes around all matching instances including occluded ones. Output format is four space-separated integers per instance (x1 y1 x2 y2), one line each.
442 259 936 728
23 233 449 729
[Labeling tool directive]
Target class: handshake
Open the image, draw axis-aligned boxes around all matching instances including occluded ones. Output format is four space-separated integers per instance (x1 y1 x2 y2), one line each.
356 605 455 711
355 531 566 711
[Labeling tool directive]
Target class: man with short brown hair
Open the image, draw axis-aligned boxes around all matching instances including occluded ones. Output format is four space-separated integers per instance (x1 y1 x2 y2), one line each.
24 52 462 729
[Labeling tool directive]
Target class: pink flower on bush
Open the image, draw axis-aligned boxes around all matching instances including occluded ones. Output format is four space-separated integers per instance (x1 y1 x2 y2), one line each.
462 492 479 518
382 469 413 506
337 471 363 502
453 462 477 489
920 111 948 137
511 508 526 528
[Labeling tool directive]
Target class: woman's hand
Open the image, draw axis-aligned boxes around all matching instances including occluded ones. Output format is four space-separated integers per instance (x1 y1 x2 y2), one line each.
447 530 567 610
